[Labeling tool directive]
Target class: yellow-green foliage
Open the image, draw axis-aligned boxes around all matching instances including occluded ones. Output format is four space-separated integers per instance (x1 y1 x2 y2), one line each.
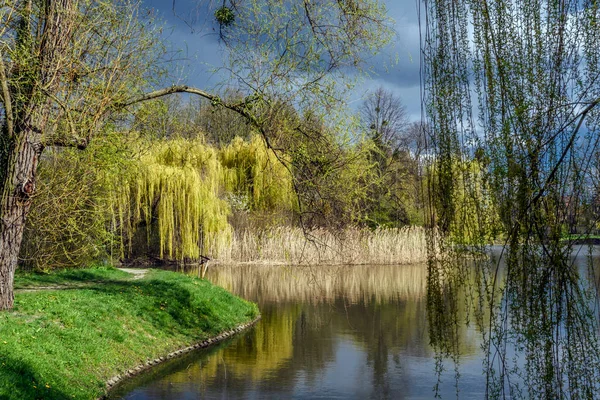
21 132 136 271
120 138 232 260
449 159 502 244
220 135 296 212
427 158 502 245
114 135 301 262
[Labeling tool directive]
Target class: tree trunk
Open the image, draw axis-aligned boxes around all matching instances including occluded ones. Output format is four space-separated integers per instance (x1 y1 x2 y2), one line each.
0 0 74 310
0 126 42 309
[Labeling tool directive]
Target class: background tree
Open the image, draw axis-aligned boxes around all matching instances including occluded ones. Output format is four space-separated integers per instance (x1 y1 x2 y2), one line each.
360 86 410 153
130 92 251 143
131 95 208 140
358 87 422 227
403 121 427 166
284 109 376 230
199 89 251 146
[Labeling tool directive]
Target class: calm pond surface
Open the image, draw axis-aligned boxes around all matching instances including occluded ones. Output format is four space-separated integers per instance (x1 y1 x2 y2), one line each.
111 247 600 399
111 263 486 399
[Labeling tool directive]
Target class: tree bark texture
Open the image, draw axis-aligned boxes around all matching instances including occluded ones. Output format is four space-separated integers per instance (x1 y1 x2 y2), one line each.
0 126 42 309
0 0 73 309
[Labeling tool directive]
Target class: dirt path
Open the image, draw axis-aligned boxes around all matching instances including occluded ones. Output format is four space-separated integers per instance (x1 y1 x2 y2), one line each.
117 268 149 279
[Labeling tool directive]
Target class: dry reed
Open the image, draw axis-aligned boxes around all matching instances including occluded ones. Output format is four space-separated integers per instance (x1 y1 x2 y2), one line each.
209 226 427 265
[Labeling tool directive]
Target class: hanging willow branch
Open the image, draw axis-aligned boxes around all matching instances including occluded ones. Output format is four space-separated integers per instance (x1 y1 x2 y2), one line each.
423 0 600 398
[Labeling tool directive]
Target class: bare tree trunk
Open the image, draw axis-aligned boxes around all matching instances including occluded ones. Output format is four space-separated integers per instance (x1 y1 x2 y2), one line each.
0 126 42 309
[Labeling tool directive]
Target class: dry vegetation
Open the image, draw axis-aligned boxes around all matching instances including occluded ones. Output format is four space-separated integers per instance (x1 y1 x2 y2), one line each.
211 226 427 265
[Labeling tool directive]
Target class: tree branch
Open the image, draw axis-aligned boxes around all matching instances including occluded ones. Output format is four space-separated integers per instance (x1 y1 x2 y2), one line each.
123 85 218 107
0 50 13 138
122 85 263 129
42 89 79 143
45 134 89 149
530 97 600 206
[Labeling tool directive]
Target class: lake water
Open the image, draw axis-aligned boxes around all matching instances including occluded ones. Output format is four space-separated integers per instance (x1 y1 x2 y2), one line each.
111 245 600 399
111 263 491 399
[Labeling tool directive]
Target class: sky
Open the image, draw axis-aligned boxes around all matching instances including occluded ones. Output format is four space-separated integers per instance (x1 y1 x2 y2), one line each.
141 0 423 122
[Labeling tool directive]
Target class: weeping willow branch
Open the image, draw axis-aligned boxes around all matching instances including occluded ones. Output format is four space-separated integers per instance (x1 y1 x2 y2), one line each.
424 0 600 397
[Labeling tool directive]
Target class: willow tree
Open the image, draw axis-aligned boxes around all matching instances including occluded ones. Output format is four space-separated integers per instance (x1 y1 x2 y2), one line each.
424 0 600 397
125 1 394 234
0 0 392 309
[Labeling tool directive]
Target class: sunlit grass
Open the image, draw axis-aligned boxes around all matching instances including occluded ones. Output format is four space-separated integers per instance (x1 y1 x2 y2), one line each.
14 265 131 288
1 266 258 400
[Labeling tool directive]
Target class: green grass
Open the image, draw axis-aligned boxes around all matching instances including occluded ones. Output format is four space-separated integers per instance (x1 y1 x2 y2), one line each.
14 265 131 289
561 234 600 240
1 266 258 399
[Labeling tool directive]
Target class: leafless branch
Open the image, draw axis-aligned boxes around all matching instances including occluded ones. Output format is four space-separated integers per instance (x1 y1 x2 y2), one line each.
0 49 13 138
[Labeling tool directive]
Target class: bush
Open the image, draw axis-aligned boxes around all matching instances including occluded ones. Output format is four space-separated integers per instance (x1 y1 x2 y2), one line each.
19 132 135 271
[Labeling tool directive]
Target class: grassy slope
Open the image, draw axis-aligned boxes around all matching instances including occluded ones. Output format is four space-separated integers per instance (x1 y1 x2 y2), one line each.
0 267 258 400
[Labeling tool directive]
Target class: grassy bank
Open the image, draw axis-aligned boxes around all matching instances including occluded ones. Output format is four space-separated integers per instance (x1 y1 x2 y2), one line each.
1 266 258 400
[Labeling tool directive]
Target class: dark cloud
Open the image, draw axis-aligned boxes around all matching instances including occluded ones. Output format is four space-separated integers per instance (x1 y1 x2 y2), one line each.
351 0 422 120
141 0 422 119
373 3 421 89
141 0 228 87
368 51 420 89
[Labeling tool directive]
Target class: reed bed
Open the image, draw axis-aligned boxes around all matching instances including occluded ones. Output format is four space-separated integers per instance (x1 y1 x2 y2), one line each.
210 226 427 265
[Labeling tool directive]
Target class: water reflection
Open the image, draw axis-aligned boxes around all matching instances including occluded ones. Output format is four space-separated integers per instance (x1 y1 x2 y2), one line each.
209 264 427 304
113 264 483 399
427 245 600 399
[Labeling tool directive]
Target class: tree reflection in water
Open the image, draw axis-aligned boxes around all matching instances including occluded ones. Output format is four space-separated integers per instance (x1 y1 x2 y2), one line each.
112 264 485 399
427 240 600 398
